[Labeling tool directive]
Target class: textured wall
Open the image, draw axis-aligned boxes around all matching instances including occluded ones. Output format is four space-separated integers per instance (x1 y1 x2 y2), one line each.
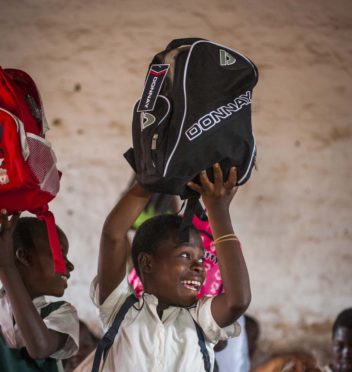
1 0 351 362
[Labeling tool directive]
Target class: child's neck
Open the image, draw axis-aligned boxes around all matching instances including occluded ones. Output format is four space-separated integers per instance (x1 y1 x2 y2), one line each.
143 288 170 319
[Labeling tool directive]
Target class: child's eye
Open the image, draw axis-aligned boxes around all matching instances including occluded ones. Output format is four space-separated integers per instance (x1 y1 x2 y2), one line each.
180 252 190 259
198 257 204 264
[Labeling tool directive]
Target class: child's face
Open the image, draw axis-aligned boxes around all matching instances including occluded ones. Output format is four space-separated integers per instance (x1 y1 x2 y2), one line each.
20 227 74 298
333 326 352 372
145 229 205 307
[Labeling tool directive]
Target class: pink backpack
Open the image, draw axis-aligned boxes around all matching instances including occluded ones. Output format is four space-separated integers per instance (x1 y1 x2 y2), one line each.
0 67 66 273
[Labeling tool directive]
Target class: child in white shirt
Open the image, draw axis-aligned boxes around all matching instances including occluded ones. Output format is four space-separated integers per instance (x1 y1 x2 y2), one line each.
0 214 79 371
92 164 251 371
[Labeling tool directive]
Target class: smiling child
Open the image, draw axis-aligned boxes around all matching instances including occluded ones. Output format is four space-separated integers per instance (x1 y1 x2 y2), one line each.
0 213 79 371
91 164 251 371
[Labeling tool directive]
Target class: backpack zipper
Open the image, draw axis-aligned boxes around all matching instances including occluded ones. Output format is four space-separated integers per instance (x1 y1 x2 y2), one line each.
151 134 158 150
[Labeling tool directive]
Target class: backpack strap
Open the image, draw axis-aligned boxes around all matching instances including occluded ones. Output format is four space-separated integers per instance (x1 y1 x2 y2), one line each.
40 301 66 319
179 196 203 242
91 294 138 372
34 206 66 274
193 319 211 372
123 148 137 173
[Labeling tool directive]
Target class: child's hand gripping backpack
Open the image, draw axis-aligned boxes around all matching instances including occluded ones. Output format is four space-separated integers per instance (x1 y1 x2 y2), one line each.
0 67 66 273
124 38 259 233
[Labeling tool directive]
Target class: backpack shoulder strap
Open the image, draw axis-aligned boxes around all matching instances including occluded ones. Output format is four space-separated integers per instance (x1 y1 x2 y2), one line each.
179 196 202 242
35 208 66 274
92 294 138 372
192 319 211 372
40 300 66 319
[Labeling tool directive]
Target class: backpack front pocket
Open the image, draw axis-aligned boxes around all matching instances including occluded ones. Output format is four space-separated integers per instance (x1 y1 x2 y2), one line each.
132 95 171 179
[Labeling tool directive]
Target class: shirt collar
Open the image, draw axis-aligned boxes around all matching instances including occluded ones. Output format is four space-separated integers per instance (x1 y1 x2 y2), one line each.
32 296 47 309
143 292 159 306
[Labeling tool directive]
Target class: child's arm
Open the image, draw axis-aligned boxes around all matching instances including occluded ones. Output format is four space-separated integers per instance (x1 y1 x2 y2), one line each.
97 183 151 304
188 164 251 328
0 213 67 359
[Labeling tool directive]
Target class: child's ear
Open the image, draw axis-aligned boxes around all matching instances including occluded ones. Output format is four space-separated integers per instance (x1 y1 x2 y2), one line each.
138 253 153 274
15 248 32 267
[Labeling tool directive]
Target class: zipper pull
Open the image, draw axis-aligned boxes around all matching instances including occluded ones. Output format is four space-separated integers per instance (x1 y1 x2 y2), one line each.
151 134 158 150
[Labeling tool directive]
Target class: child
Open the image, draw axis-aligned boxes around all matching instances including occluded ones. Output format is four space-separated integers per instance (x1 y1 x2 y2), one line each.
91 164 251 371
323 308 352 372
0 212 79 371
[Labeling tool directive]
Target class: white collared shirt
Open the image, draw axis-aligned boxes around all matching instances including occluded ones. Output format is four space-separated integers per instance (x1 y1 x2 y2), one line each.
90 277 240 372
0 288 79 361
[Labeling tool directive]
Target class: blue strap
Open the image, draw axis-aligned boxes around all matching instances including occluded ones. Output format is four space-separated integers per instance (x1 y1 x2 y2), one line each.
91 294 138 372
193 320 211 372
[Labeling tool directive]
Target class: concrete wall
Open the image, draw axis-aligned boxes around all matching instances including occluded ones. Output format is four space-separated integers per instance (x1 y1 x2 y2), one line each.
1 0 351 362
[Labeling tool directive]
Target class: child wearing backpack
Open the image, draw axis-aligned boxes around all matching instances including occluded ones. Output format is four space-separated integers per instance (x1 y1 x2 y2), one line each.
0 212 79 371
91 163 251 371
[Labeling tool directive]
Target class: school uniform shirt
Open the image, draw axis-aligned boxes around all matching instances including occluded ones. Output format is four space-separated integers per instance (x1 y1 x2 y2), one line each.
90 276 241 372
0 288 79 369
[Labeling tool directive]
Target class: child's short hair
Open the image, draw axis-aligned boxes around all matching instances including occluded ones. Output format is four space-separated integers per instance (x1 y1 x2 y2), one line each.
332 308 352 337
13 217 63 254
132 214 198 277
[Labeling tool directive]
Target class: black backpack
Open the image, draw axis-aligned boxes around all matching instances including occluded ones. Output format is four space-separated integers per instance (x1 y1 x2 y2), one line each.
124 37 258 199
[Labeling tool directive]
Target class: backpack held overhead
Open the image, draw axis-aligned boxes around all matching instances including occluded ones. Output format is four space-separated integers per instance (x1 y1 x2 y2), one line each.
0 67 66 273
124 37 259 199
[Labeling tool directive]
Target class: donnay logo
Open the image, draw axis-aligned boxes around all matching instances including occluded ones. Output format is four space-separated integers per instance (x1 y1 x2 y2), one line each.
137 64 170 112
185 91 251 141
220 49 236 66
140 112 156 130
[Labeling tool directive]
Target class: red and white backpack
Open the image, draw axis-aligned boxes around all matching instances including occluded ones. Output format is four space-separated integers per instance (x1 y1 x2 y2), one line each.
0 67 66 273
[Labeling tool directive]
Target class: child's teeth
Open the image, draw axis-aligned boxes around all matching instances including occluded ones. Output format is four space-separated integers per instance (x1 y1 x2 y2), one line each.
181 280 201 289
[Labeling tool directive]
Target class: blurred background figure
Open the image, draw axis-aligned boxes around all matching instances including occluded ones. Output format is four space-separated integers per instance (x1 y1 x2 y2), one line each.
63 320 98 372
215 315 250 372
322 308 352 372
245 314 260 362
253 350 320 372
214 314 260 372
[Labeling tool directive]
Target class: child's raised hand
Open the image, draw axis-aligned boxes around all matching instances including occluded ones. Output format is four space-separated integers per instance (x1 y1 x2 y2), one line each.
0 210 21 268
187 163 238 211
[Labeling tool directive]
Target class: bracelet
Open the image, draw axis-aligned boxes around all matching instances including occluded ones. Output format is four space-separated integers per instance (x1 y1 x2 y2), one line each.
214 233 239 245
